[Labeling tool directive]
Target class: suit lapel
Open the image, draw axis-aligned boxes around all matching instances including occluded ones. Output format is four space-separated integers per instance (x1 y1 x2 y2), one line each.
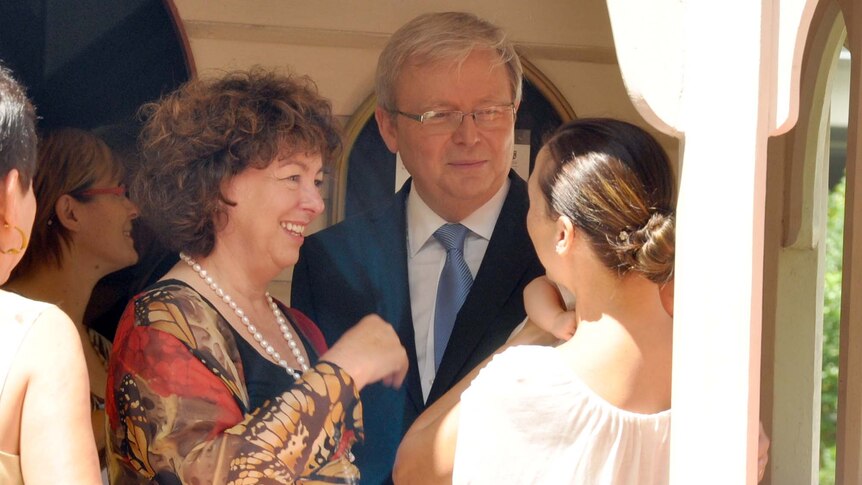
428 173 534 401
367 181 424 414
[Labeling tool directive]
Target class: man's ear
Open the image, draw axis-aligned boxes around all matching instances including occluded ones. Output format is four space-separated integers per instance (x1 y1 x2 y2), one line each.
54 194 81 230
554 215 575 255
375 106 399 154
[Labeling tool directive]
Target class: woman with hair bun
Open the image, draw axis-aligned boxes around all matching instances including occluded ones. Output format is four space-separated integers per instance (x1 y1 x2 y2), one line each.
394 118 676 484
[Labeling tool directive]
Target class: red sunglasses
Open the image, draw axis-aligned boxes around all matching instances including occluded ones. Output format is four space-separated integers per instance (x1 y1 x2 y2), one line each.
76 184 128 198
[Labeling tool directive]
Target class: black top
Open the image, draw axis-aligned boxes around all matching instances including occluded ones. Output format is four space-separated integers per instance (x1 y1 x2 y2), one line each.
228 314 319 410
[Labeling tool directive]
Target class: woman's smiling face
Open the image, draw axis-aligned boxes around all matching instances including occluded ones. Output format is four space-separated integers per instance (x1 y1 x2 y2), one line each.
218 150 325 272
72 173 140 275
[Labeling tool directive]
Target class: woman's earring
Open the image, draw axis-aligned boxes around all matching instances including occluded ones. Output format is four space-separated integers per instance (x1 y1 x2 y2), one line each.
1 223 28 255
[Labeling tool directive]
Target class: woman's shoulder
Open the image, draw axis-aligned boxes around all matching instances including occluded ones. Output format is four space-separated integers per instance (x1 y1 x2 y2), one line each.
481 345 564 381
471 346 671 420
135 278 202 304
0 289 55 323
112 278 249 404
121 278 236 352
0 291 70 361
130 279 219 326
463 346 569 404
16 303 86 384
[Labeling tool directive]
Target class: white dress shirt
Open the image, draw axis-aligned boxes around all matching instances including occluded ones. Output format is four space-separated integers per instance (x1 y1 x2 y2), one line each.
406 179 511 402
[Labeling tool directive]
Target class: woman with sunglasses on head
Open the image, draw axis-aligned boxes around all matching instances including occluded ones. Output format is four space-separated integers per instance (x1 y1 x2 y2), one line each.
0 65 101 484
4 127 140 475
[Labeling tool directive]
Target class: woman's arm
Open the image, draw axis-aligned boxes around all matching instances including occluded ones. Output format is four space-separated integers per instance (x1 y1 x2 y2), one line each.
19 306 102 485
393 321 557 484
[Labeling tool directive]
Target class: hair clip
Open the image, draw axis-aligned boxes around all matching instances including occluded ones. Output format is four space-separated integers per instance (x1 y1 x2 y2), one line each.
618 230 629 242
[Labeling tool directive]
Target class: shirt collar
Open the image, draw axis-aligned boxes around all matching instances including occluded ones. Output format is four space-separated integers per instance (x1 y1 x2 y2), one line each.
406 177 511 257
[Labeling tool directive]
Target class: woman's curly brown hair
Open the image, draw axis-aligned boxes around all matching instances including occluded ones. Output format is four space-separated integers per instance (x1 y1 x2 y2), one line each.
132 68 341 256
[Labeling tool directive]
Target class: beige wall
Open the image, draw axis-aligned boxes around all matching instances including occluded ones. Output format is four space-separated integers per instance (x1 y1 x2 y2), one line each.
172 0 676 147
169 0 679 300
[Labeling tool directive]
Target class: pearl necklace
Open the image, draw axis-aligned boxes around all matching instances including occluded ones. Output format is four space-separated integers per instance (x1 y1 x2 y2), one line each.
179 252 309 380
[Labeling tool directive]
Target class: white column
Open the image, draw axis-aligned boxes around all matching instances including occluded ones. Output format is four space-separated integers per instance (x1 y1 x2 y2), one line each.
606 0 820 482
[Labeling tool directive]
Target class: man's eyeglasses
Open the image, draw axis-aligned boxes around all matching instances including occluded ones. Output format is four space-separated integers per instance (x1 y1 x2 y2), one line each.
73 184 128 199
392 104 516 134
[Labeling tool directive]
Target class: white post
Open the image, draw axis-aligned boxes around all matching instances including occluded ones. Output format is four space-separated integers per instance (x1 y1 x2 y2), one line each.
606 0 819 482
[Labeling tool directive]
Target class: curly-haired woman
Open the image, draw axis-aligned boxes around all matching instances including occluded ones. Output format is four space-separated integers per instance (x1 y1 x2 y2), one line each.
105 69 407 484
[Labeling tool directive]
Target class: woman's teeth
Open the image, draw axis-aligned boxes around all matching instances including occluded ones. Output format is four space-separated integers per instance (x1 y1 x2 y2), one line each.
281 222 305 235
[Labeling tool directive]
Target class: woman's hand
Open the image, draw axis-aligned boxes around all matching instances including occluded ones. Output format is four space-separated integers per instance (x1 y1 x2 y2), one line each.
321 314 409 391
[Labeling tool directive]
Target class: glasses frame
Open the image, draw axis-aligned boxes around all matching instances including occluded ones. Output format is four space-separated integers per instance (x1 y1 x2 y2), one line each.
392 103 516 131
73 184 128 198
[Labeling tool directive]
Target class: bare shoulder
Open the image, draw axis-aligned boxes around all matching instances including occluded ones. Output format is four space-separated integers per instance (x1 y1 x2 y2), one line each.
18 305 101 484
19 305 87 382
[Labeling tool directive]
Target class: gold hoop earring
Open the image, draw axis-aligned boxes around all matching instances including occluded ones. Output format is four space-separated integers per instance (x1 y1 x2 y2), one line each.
1 224 28 255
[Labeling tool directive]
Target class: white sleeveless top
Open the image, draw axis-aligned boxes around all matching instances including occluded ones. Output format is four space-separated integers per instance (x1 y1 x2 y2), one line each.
454 345 671 485
0 290 55 485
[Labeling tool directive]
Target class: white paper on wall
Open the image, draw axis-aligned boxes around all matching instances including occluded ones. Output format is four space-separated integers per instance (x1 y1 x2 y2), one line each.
513 129 531 181
394 152 411 192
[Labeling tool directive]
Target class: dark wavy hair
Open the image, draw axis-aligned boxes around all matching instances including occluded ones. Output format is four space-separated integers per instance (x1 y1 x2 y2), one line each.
0 64 37 189
132 68 341 256
538 118 676 284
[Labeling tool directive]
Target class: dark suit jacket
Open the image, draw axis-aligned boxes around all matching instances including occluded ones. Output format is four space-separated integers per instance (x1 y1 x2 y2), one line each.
291 171 544 484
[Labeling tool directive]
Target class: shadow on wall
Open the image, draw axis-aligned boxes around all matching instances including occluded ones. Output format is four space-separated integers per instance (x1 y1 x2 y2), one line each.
0 0 189 339
0 0 188 129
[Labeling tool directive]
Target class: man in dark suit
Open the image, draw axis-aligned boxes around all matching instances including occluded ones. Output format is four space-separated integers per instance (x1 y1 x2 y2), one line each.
291 11 544 484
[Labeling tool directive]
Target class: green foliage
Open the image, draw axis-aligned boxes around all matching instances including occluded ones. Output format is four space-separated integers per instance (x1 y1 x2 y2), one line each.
820 175 845 484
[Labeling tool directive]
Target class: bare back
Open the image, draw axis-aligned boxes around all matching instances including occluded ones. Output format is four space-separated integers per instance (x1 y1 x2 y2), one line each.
556 311 673 415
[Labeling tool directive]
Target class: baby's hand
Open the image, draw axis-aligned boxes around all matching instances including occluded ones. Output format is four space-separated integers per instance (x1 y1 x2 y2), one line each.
548 310 577 341
524 276 577 340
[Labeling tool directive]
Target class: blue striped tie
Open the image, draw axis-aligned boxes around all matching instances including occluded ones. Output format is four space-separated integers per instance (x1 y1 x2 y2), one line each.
433 223 473 371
